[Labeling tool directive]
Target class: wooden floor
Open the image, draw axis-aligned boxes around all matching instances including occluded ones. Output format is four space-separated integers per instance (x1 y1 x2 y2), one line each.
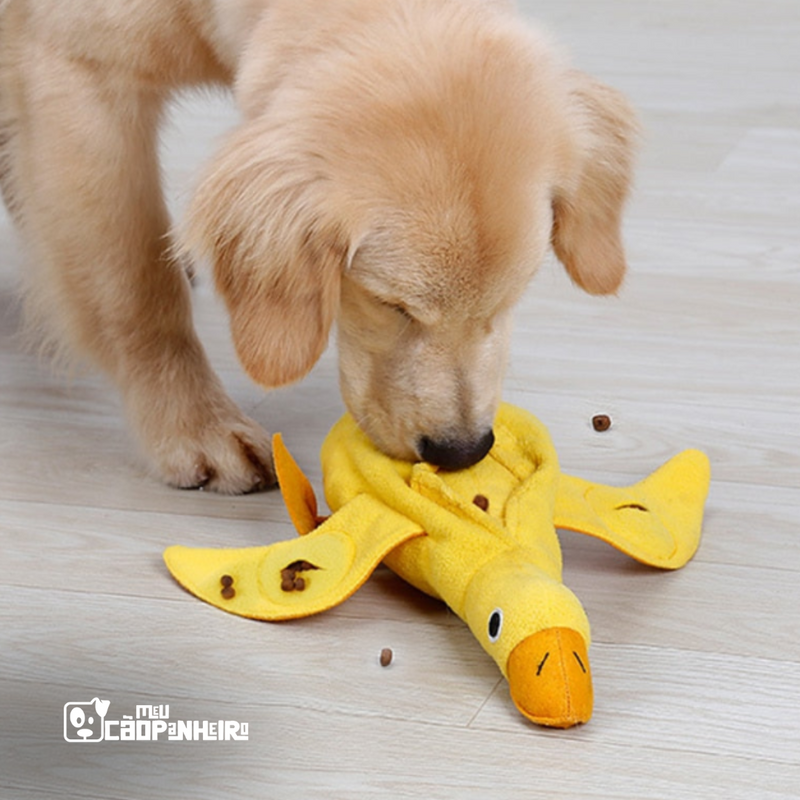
2 1 799 797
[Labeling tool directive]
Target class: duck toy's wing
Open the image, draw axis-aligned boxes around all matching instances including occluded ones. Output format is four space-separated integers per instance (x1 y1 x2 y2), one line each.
555 449 711 569
163 436 424 621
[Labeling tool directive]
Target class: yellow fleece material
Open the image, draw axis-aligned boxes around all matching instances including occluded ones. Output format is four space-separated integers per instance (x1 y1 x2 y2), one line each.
164 404 710 728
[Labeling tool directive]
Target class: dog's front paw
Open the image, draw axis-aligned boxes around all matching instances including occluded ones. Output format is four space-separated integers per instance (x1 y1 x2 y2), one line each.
120 342 277 494
136 401 275 495
158 413 276 494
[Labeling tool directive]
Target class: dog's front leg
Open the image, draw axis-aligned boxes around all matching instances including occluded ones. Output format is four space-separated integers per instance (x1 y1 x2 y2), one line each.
6 47 274 492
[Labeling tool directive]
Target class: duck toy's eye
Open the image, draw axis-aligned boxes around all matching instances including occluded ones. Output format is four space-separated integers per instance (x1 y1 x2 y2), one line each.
488 608 503 642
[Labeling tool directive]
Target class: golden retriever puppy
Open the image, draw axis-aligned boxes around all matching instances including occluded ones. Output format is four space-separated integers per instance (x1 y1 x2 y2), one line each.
0 0 637 489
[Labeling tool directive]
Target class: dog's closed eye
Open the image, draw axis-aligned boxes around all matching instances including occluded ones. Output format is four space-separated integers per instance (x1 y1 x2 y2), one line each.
381 301 415 322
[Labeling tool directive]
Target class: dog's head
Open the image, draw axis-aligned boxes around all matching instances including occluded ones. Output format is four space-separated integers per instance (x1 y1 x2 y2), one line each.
182 5 638 469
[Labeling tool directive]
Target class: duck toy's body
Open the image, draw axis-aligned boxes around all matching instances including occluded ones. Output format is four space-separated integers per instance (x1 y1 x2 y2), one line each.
165 404 710 728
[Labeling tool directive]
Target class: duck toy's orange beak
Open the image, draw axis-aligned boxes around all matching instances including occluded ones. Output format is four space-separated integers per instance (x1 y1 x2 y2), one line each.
506 627 593 728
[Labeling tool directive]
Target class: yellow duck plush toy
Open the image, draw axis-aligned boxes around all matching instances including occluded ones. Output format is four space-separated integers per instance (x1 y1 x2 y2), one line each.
164 404 710 728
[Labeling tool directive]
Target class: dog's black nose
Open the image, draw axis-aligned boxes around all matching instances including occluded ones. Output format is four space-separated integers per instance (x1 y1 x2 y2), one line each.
418 429 495 471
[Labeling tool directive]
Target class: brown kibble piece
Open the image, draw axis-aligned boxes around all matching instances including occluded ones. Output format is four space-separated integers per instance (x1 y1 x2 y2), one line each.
472 494 489 512
380 648 393 667
221 586 236 600
592 414 612 432
280 559 319 591
220 574 234 588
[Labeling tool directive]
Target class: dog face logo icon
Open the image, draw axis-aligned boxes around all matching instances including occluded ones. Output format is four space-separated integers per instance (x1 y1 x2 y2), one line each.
63 698 110 742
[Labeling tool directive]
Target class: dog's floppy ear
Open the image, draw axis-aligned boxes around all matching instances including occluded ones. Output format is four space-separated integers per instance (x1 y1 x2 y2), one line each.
552 71 639 295
181 120 351 388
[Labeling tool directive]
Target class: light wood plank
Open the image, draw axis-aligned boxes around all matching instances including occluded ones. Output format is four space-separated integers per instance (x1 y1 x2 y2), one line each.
3 676 799 800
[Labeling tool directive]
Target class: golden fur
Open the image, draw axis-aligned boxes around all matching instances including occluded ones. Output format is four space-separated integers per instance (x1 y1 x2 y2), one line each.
0 0 637 490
